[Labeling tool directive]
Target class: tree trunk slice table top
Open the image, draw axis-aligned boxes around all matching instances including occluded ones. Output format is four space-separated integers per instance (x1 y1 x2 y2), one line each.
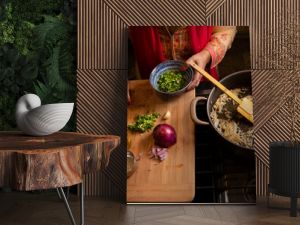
0 132 120 191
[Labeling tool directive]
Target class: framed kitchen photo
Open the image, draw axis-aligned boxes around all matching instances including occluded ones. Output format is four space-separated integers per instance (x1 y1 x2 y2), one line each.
127 26 254 203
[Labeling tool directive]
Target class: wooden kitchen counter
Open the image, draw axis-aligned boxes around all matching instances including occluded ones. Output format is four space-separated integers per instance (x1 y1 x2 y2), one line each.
127 80 195 202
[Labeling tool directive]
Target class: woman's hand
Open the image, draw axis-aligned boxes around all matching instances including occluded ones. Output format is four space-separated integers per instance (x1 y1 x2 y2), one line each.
186 49 211 90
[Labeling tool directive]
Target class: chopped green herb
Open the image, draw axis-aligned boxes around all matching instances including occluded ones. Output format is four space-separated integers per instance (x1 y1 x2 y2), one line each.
157 70 185 92
128 112 160 133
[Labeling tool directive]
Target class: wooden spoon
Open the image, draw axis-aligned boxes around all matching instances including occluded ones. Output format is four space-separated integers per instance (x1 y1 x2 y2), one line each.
190 63 253 124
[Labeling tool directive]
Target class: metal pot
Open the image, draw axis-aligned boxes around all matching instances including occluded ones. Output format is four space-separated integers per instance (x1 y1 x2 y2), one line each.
190 70 253 150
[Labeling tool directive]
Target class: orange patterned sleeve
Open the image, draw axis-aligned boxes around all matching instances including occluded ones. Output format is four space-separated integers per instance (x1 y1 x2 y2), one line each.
204 26 237 68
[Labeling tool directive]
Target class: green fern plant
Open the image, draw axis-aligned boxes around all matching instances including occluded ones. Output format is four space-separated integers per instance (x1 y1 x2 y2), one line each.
0 44 37 130
33 16 76 102
33 15 76 130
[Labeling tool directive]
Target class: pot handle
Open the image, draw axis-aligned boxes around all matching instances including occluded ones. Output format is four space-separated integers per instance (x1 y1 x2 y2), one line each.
190 97 209 125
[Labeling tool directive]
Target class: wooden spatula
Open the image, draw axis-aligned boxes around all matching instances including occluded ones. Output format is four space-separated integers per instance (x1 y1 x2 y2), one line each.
190 63 253 124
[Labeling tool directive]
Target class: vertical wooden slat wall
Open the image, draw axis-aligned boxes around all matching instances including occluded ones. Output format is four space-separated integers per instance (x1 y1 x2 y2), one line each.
206 0 300 197
77 0 300 201
77 0 127 202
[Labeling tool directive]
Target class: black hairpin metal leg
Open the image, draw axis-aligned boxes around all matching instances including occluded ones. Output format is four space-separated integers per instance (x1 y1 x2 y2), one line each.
57 186 70 200
56 183 84 225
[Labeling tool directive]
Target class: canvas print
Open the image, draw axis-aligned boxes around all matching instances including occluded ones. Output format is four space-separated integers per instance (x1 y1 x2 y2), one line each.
127 26 254 203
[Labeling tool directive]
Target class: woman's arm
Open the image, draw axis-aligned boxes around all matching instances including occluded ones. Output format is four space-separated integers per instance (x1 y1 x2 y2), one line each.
186 26 237 90
204 26 237 68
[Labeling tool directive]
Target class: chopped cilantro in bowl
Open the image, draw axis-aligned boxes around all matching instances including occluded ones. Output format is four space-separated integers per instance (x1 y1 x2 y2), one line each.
157 70 186 93
149 60 194 96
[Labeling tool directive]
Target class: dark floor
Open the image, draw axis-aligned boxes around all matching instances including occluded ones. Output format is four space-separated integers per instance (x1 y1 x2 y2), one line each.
0 192 300 225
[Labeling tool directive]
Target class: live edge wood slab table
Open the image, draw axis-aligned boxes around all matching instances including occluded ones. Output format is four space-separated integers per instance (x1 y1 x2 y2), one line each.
0 131 120 225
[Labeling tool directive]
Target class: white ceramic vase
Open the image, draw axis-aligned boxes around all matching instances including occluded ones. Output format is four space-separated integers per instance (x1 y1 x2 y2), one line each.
16 94 74 136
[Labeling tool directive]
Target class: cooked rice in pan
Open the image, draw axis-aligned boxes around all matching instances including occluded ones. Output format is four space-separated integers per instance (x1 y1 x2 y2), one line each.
210 87 253 149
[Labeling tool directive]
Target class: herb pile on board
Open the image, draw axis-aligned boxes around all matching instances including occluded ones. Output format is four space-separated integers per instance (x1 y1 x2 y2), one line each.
128 113 160 133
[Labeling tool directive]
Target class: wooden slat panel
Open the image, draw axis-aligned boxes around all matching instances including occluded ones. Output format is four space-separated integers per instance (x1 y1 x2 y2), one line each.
78 0 128 69
83 172 124 200
254 102 293 167
252 70 294 131
207 0 299 70
256 157 269 197
251 0 299 70
77 0 300 200
293 79 300 141
104 0 206 25
207 0 300 197
206 0 226 18
77 69 127 201
206 0 251 25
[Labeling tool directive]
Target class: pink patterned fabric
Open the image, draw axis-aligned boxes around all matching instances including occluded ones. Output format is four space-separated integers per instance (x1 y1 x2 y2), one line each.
129 26 219 80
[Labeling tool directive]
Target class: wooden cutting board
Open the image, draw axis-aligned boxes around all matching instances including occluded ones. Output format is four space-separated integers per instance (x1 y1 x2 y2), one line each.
127 80 195 202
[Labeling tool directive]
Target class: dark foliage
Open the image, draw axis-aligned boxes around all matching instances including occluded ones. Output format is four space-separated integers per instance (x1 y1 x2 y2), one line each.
0 0 77 131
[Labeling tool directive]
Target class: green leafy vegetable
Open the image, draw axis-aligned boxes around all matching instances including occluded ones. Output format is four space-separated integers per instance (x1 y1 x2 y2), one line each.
128 113 160 133
0 3 35 55
157 70 185 92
